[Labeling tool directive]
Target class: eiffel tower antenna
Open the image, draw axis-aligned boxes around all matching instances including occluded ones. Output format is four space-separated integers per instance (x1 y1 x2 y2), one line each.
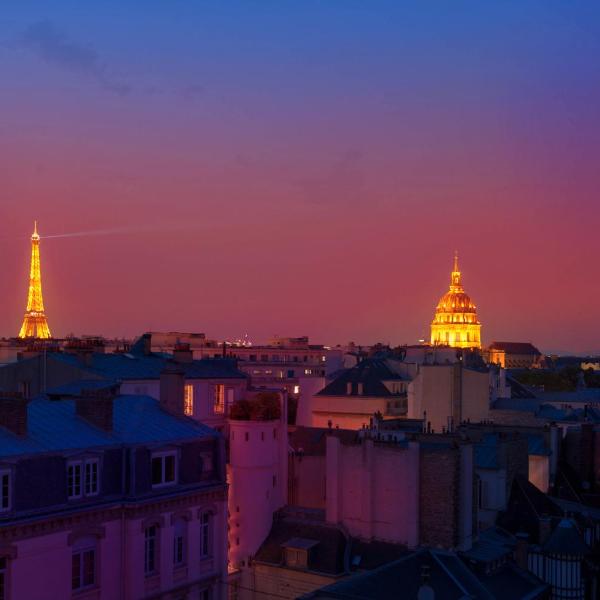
18 221 52 339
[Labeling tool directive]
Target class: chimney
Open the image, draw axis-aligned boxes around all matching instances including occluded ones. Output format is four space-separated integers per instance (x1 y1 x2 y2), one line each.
173 342 193 363
142 333 152 356
76 389 115 431
515 532 529 569
0 394 28 436
160 362 185 415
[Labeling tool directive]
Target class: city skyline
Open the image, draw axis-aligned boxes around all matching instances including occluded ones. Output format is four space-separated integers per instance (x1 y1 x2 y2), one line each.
1 2 599 352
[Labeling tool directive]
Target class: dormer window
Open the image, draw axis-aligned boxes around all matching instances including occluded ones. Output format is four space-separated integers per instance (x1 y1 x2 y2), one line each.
282 538 319 570
152 451 177 487
68 458 100 499
0 470 11 512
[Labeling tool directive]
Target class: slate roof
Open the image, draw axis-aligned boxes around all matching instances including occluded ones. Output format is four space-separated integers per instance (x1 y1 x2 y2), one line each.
543 519 590 556
461 527 516 563
253 516 348 575
46 379 121 398
316 359 406 398
489 342 541 356
497 475 563 543
506 376 538 400
475 435 500 470
301 549 494 600
528 435 550 456
0 395 216 457
46 352 247 381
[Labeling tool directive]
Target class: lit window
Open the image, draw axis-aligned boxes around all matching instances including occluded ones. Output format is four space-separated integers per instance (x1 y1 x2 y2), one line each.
72 537 96 591
184 384 194 416
293 385 300 394
152 452 176 487
0 471 10 512
144 526 158 575
200 511 212 559
213 385 225 414
173 519 187 567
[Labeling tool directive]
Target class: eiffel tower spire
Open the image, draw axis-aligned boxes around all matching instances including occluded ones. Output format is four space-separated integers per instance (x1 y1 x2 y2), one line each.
18 221 52 339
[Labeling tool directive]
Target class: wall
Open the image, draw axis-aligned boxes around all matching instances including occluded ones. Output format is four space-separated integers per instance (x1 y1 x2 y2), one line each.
3 496 227 600
288 454 326 509
325 437 420 548
529 455 550 493
408 365 489 433
311 395 389 430
227 419 287 570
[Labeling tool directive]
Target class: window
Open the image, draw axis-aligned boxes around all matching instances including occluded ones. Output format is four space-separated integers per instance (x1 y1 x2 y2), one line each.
285 548 307 568
200 512 212 559
0 471 10 512
72 538 96 591
68 459 100 499
68 463 82 499
84 459 99 496
184 385 194 416
0 557 6 600
213 385 225 414
287 370 294 378
144 526 159 575
173 519 187 567
152 452 176 487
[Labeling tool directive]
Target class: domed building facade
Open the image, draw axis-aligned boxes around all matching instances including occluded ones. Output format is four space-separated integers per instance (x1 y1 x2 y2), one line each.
430 254 481 348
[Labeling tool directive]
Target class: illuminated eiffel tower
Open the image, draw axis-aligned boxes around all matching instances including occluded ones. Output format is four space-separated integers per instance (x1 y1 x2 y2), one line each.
18 221 52 339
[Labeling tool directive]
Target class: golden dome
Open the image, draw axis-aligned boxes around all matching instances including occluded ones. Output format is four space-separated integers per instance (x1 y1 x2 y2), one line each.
430 253 481 348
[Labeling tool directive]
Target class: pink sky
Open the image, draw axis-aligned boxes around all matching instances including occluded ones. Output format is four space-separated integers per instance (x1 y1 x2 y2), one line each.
1 3 599 353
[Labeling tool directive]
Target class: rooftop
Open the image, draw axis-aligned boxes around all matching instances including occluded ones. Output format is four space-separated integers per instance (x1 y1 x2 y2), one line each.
0 395 216 457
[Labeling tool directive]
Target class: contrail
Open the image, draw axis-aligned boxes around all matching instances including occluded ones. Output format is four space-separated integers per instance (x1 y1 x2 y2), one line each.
41 223 196 240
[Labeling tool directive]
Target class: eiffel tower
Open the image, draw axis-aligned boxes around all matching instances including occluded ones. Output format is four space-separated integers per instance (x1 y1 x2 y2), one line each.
18 221 52 339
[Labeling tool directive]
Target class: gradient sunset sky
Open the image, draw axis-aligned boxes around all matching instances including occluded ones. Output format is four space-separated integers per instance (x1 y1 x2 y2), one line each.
1 1 599 352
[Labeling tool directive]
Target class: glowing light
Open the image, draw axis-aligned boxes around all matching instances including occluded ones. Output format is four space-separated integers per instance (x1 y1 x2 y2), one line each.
18 222 52 339
430 253 481 349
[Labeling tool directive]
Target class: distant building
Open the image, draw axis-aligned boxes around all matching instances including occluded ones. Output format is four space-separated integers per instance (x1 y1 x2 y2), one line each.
430 253 482 349
0 337 248 432
486 342 542 369
311 359 410 429
0 388 228 600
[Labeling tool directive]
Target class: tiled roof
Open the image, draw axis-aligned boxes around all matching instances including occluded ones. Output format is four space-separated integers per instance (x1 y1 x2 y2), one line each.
489 342 541 355
316 359 405 398
48 352 247 381
0 395 216 457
